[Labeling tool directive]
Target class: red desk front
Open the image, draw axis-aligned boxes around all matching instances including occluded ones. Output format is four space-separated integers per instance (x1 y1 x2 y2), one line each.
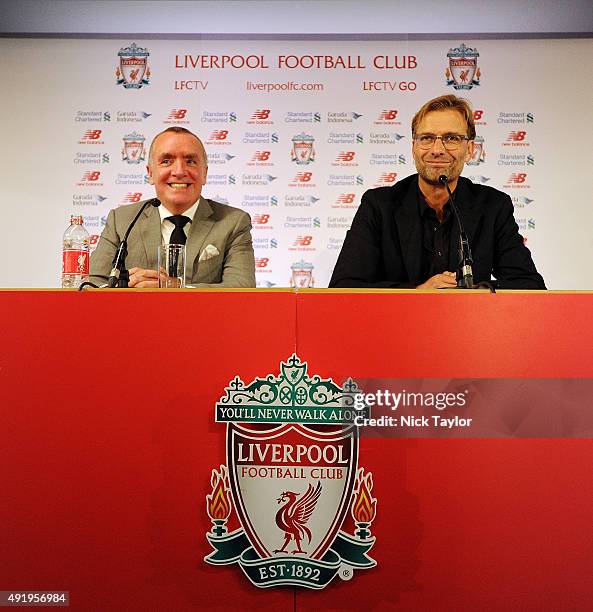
1 290 592 611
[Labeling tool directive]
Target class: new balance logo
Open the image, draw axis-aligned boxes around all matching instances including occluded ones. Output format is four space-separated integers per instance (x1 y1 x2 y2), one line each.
124 192 143 203
83 130 102 140
253 214 270 225
252 151 271 162
507 131 527 142
210 130 229 141
379 110 398 120
168 109 188 120
251 109 271 120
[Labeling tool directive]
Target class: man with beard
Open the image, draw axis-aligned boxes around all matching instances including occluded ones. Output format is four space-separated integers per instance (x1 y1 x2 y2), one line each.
329 95 545 289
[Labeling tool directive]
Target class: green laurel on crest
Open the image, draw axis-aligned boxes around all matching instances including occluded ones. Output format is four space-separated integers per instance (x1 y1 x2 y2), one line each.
215 354 364 424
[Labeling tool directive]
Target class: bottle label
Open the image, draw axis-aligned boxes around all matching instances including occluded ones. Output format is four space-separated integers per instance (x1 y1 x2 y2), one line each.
62 249 89 275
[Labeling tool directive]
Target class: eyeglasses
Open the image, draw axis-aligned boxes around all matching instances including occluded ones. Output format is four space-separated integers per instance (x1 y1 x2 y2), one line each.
414 134 471 150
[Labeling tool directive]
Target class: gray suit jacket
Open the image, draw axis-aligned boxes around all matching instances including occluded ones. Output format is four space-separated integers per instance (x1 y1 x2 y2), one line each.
89 197 256 287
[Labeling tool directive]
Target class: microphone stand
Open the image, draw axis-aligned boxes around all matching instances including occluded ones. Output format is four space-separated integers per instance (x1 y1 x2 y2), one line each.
108 198 161 288
438 175 474 289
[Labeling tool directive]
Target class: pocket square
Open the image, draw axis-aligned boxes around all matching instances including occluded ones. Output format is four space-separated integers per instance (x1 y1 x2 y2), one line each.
199 244 220 262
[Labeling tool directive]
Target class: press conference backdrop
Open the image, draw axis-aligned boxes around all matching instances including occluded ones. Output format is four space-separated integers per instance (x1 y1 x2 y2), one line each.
1 37 591 288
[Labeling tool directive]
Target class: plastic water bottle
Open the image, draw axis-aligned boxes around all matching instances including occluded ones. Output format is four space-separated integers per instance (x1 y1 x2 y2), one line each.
61 215 90 288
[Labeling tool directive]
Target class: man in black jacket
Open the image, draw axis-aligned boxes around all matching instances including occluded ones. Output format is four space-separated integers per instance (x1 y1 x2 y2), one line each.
329 95 545 289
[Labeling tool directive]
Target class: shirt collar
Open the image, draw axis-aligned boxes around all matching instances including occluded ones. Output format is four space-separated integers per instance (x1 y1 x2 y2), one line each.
158 198 201 224
417 188 451 221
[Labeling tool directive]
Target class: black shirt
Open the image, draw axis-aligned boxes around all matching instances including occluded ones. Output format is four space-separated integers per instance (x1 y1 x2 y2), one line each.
418 189 453 282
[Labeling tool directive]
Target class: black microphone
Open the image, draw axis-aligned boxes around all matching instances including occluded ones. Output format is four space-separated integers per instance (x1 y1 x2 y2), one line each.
108 198 161 288
438 175 474 289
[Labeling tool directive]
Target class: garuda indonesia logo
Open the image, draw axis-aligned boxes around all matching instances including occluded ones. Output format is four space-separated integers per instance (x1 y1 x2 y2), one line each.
445 43 481 90
204 354 377 589
116 43 150 89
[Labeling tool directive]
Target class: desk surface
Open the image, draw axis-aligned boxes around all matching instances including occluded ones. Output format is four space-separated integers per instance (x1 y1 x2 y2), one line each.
1 291 592 610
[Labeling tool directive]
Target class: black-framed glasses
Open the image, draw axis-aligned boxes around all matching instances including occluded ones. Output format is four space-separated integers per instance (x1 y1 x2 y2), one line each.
414 134 471 150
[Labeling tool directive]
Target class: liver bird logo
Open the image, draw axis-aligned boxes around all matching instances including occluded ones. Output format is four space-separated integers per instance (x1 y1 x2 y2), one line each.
273 482 322 555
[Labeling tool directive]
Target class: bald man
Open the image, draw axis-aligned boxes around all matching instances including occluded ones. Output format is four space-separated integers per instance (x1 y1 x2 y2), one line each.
90 126 255 288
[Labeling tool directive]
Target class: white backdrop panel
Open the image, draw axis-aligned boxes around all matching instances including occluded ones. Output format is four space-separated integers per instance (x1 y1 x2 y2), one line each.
1 37 591 288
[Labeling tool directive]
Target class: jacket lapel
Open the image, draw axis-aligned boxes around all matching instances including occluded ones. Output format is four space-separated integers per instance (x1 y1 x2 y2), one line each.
185 197 215 276
394 178 423 283
139 203 161 270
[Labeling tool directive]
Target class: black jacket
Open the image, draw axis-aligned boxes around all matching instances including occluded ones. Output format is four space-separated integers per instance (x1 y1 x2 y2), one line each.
329 174 545 289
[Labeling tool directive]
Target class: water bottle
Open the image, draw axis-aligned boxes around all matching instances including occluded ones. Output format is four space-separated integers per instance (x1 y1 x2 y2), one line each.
61 215 90 288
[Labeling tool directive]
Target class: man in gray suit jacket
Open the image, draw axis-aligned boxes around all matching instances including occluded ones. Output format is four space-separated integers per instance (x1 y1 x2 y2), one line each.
89 127 255 288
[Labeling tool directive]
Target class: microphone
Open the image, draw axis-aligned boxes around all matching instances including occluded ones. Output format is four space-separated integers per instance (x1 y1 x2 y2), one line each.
438 175 474 289
108 198 161 288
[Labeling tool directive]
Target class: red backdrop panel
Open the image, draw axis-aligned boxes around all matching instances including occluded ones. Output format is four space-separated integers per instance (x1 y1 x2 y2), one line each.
2 290 593 610
295 290 593 611
0 290 296 611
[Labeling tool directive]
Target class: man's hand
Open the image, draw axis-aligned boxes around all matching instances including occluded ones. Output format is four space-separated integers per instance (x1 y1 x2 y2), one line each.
128 267 160 288
416 271 457 290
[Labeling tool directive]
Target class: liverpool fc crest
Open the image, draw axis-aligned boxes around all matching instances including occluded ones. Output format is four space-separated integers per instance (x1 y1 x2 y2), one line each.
291 134 316 165
467 135 486 166
290 260 315 288
445 43 481 90
116 43 150 89
204 355 377 589
121 131 146 163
